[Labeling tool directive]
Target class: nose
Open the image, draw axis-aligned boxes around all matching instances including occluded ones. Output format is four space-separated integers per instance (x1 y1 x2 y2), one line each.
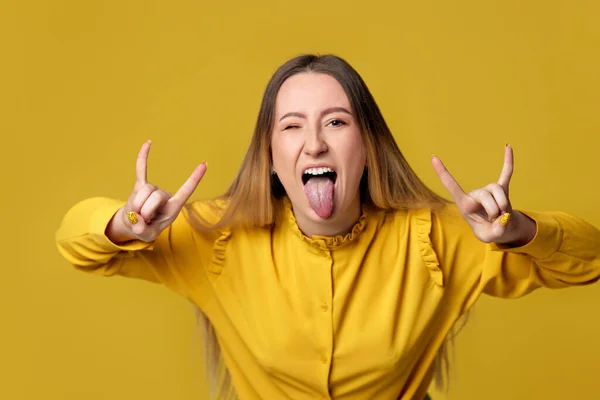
303 128 328 157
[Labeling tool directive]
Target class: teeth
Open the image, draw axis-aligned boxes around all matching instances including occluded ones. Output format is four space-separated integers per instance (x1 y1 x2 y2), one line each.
303 167 333 175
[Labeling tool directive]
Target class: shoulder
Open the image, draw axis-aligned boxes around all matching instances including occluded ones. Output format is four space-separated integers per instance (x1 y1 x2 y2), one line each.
378 202 462 233
185 197 272 258
398 203 474 252
382 203 465 286
184 197 230 227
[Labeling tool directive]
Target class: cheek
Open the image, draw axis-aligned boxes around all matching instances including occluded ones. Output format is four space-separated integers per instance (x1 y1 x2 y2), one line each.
343 134 367 183
271 135 299 171
343 132 367 165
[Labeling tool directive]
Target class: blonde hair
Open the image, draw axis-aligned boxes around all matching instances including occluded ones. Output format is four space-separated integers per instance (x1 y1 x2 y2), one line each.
186 54 461 399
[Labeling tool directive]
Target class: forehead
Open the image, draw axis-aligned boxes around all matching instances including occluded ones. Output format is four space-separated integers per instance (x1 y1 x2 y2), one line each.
275 73 350 115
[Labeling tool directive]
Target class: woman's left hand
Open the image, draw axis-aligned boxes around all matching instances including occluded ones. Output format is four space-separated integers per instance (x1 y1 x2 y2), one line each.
432 144 536 246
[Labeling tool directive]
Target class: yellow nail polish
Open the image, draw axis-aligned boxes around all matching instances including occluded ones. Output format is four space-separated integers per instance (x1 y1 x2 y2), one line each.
127 211 138 225
499 213 511 226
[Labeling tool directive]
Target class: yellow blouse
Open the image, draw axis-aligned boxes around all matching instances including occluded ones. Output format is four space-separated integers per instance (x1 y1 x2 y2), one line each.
55 197 600 399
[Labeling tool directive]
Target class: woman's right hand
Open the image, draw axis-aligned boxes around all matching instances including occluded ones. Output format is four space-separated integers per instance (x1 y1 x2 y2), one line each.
106 140 207 244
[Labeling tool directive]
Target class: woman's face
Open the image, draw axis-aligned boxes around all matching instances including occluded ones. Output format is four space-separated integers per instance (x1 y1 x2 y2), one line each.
271 72 367 235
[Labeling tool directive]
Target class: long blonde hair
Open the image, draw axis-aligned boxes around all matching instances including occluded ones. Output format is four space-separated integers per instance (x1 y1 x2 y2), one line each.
187 54 460 398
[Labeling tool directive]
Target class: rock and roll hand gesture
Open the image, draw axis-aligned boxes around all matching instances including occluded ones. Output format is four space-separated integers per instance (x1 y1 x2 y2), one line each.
107 140 207 243
432 144 536 246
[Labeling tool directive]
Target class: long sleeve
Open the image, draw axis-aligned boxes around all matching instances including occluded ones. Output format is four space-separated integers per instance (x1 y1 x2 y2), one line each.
55 197 221 302
427 204 600 307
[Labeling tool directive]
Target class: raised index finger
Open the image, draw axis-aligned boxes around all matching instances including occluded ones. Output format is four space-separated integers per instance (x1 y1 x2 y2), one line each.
431 155 467 202
497 144 514 191
136 140 152 185
169 162 207 208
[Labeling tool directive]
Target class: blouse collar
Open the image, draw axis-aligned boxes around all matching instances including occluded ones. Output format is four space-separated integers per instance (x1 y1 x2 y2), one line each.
281 196 369 250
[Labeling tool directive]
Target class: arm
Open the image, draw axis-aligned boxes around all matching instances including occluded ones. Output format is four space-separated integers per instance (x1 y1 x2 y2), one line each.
430 204 600 300
55 140 213 298
55 197 220 297
430 145 600 303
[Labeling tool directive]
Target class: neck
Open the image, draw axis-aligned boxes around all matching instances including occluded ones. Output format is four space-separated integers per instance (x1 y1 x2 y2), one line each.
293 192 362 238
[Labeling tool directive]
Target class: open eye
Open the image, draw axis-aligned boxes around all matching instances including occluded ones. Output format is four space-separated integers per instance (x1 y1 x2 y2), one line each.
327 119 346 127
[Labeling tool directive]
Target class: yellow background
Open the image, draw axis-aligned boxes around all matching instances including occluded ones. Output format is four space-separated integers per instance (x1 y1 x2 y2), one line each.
2 0 599 399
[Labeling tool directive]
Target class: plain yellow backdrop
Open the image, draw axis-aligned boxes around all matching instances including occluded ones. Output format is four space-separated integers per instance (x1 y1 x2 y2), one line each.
1 0 598 399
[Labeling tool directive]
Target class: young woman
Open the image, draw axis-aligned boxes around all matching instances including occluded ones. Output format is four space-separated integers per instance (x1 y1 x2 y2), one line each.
56 54 600 400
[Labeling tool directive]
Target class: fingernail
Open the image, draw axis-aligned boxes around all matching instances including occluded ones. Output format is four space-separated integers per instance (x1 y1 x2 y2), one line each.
505 143 510 147
431 154 436 158
202 161 208 167
127 211 139 225
499 212 511 226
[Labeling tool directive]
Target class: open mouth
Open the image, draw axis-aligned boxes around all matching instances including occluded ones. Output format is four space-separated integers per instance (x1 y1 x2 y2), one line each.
302 167 338 185
301 167 337 219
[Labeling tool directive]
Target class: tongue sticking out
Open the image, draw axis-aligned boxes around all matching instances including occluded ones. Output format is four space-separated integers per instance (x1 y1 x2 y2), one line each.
304 177 335 219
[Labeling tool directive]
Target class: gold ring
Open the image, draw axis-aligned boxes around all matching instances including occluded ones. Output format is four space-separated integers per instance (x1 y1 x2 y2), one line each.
499 213 511 226
127 211 138 225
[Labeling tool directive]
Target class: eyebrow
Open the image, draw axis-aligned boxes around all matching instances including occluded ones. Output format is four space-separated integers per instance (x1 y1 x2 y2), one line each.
278 107 352 122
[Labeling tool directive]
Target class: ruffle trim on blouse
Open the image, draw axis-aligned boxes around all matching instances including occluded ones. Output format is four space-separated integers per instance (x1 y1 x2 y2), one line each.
283 197 369 249
414 208 444 287
208 229 232 274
